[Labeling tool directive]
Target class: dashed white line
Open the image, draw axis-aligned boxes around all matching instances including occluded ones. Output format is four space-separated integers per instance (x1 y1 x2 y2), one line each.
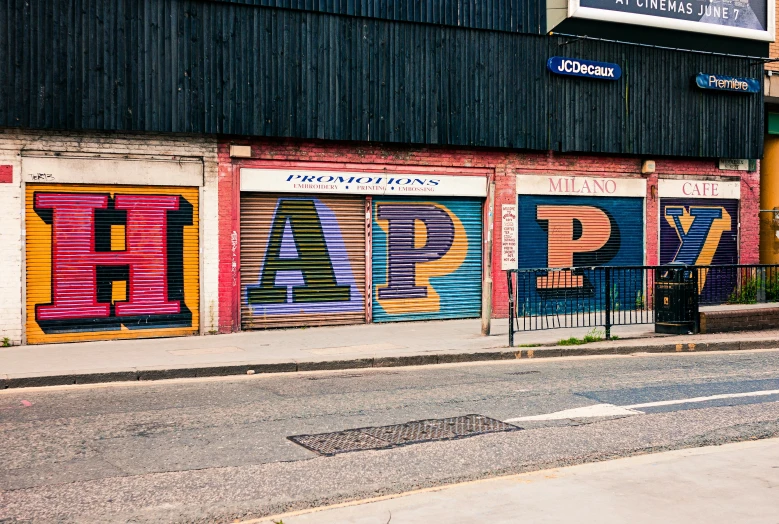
623 389 779 410
505 389 779 423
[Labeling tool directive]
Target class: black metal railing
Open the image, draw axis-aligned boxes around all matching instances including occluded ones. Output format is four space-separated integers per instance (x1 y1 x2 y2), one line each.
507 264 779 347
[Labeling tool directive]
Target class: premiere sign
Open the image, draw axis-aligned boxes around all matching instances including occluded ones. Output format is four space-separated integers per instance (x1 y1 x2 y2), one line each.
547 57 622 80
569 0 774 41
695 73 760 93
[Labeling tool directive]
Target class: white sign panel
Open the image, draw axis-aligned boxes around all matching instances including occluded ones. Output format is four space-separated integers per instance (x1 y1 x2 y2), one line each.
22 156 204 186
240 169 488 197
719 158 751 171
516 174 647 197
569 0 774 42
501 204 518 270
658 179 741 199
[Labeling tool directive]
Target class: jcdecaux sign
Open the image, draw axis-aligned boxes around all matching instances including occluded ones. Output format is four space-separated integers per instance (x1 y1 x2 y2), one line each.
547 56 622 81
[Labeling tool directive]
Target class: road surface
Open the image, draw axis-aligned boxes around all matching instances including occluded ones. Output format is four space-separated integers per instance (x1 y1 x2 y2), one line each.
2 348 779 522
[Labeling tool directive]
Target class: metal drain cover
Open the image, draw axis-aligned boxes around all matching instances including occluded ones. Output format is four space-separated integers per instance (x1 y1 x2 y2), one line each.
289 415 520 456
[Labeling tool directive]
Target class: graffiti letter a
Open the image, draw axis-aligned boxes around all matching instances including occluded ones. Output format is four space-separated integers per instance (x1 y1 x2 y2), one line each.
248 199 351 304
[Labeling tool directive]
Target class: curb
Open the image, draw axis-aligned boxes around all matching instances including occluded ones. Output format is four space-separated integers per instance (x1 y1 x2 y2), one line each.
2 338 779 389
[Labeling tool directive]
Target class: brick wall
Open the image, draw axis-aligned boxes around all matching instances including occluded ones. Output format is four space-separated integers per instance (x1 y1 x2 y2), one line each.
768 0 779 72
0 129 218 345
700 307 779 333
218 138 757 325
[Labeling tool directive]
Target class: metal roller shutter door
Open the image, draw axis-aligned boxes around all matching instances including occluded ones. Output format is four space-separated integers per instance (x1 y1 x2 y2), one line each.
372 197 483 322
659 197 739 305
517 195 644 269
240 193 366 329
659 198 739 266
25 184 200 344
516 194 644 314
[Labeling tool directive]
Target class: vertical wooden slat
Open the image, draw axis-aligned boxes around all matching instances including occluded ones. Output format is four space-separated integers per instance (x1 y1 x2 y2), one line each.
0 0 764 160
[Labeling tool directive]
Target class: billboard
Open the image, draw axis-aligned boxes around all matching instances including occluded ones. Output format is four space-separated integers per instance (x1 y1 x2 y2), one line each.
570 0 774 41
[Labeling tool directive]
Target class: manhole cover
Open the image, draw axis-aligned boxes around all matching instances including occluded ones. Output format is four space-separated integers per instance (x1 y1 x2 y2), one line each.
289 415 520 456
362 420 456 445
291 430 390 455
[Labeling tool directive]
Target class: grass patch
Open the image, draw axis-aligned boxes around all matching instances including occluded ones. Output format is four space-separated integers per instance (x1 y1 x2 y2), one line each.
516 343 541 348
557 328 617 346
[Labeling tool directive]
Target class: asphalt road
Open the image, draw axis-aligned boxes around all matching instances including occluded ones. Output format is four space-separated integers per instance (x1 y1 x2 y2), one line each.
2 349 779 523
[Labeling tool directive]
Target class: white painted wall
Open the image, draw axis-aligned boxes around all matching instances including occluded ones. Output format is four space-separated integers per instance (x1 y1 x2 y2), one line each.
0 129 219 344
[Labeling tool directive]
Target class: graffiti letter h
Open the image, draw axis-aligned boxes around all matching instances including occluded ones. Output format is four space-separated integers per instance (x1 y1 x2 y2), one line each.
34 193 182 321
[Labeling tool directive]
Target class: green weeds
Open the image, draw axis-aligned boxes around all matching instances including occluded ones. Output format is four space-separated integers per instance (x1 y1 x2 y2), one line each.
557 328 617 346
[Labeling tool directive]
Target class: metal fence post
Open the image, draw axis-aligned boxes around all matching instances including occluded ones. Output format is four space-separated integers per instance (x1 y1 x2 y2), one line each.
604 267 612 340
507 271 514 348
757 266 767 303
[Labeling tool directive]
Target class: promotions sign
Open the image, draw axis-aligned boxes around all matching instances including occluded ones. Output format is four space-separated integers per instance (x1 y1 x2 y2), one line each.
241 169 488 197
569 0 774 41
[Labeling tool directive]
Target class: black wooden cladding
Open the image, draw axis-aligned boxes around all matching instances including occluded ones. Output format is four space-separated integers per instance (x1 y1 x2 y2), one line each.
0 0 763 158
208 0 545 33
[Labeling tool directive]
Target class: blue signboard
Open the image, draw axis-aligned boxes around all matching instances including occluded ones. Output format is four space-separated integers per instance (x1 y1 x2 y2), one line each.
547 56 622 81
695 73 760 94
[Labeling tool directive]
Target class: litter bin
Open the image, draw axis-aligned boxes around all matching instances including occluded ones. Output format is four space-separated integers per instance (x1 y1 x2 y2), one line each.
655 264 699 335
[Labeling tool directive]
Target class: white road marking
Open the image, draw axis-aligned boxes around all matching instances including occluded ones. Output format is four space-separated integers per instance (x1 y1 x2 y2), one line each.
505 389 779 423
504 404 642 423
623 389 779 410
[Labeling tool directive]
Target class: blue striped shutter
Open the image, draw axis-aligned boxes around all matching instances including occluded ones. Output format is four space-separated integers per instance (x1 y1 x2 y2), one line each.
659 197 739 305
372 197 483 322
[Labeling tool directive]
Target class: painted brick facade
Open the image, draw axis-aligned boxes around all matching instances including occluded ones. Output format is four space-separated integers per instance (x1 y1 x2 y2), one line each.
0 129 219 345
217 138 759 327
768 0 779 72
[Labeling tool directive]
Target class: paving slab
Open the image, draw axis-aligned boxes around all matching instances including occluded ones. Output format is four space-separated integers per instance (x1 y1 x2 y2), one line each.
250 438 779 524
1 319 779 388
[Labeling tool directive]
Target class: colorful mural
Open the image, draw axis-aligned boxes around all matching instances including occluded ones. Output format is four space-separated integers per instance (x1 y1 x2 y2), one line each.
25 185 199 344
517 195 644 312
372 198 482 322
240 195 365 328
660 198 739 303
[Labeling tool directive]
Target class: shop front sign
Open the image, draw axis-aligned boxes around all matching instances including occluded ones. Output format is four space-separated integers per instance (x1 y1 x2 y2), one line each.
695 73 760 94
547 56 622 80
240 169 488 197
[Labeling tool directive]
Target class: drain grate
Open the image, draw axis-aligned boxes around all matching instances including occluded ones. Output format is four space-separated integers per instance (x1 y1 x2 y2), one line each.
288 415 520 456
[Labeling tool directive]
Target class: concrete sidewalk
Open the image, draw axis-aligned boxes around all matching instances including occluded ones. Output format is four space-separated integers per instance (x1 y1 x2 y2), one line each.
2 319 779 388
250 438 779 524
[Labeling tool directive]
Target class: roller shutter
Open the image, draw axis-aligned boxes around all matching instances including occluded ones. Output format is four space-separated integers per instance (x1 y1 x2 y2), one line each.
660 197 739 304
372 197 483 322
517 195 644 269
25 184 200 344
516 194 644 312
240 193 366 329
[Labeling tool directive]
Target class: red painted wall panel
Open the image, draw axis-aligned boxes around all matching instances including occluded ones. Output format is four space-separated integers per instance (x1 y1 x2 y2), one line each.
216 138 759 330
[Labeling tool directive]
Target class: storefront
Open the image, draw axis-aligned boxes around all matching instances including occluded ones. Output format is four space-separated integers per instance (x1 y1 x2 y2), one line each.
21 153 206 344
238 168 488 328
516 174 647 268
658 178 741 304
515 174 646 310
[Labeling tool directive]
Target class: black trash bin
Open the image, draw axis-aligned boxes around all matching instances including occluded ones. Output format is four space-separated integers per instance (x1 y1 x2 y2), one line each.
655 264 699 335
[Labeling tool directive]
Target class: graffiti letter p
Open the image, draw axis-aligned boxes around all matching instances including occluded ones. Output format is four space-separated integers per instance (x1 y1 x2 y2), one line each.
376 204 455 299
535 205 612 289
